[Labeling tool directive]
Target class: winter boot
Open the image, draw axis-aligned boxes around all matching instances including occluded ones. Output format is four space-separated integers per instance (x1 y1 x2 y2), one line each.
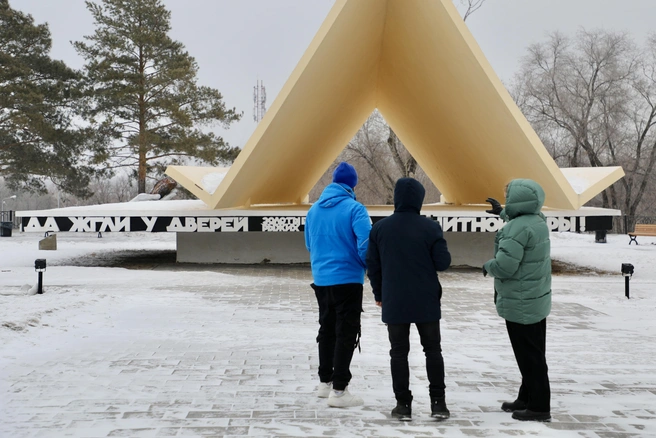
317 382 332 398
512 409 551 422
391 401 412 421
501 399 528 412
327 387 364 408
430 396 450 420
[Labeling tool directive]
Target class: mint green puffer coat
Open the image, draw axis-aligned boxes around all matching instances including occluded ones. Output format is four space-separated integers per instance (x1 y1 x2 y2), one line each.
483 179 552 325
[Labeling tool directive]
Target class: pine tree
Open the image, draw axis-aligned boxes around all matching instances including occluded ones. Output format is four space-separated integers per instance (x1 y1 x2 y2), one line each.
74 0 241 193
0 0 92 197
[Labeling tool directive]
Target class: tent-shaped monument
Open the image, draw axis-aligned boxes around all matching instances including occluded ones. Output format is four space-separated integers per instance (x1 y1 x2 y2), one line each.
167 0 624 210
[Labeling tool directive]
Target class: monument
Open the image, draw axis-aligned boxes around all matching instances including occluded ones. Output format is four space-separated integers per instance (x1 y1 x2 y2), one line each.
18 0 624 266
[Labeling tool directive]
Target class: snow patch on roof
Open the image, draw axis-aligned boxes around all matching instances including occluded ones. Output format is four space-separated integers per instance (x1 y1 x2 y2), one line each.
200 172 227 195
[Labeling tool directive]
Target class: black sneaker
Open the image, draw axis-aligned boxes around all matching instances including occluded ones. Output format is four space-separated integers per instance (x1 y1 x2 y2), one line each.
391 402 412 421
512 409 551 422
430 396 450 420
501 399 528 412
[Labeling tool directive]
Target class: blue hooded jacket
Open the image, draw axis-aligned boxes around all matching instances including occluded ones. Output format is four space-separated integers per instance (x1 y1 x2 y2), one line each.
305 183 371 286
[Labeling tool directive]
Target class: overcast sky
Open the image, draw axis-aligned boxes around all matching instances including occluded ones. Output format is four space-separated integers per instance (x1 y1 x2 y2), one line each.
10 0 656 149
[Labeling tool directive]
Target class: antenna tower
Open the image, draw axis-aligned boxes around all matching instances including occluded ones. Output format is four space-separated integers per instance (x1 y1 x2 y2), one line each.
253 80 267 122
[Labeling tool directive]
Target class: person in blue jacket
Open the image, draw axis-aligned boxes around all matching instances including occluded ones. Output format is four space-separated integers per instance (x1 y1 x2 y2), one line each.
367 177 451 421
305 162 372 408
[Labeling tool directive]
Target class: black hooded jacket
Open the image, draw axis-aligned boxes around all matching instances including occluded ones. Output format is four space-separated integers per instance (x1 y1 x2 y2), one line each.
366 178 451 324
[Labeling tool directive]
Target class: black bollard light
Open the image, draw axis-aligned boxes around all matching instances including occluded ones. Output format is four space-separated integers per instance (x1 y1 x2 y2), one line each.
35 259 46 294
621 263 634 299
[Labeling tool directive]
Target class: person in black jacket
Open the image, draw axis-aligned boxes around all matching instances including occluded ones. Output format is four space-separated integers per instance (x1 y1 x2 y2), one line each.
366 178 451 421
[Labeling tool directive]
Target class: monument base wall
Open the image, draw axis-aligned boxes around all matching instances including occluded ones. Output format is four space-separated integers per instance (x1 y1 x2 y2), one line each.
444 232 495 267
176 231 495 267
177 232 309 264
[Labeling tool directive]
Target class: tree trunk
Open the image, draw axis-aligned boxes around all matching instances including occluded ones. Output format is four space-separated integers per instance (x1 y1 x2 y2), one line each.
387 128 417 178
138 152 147 194
138 45 147 194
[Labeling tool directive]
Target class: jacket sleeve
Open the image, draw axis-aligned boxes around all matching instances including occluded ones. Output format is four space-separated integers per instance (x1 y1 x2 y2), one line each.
366 227 382 301
304 216 311 252
484 227 527 279
431 224 451 272
352 204 372 268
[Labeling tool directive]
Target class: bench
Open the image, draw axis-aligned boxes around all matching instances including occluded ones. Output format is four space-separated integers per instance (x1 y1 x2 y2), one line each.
628 224 656 245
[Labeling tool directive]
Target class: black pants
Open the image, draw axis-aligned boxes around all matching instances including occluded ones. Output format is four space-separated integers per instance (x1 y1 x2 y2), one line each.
313 283 363 391
387 321 445 403
506 318 551 412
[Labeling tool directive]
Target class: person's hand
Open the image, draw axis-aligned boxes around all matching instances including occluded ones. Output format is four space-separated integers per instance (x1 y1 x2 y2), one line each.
483 266 488 277
375 301 382 307
485 197 502 215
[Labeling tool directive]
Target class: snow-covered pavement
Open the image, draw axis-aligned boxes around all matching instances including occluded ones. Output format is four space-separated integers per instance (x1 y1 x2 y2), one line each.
1 231 655 437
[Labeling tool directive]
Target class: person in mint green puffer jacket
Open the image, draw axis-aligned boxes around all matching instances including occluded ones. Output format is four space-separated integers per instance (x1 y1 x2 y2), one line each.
483 178 552 423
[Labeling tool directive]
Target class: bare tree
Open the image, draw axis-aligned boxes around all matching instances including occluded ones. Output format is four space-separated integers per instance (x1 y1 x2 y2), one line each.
343 121 420 204
309 111 440 205
513 29 656 226
83 174 137 204
619 35 656 219
459 0 487 22
112 174 137 202
341 112 398 204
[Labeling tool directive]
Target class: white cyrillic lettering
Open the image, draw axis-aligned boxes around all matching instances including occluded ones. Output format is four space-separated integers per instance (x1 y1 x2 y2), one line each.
547 217 558 231
142 216 157 232
442 217 458 232
558 217 572 232
111 217 130 232
25 217 60 232
69 217 91 232
197 217 210 232
209 217 221 231
471 218 485 232
485 218 502 232
167 217 183 232
234 217 248 232
222 217 235 232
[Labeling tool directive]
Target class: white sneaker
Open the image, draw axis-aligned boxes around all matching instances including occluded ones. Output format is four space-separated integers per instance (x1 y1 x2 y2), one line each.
317 382 332 398
327 387 364 407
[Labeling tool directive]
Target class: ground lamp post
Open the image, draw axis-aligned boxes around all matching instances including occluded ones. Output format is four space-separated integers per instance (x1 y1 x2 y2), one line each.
1 194 16 211
35 259 46 295
621 263 634 299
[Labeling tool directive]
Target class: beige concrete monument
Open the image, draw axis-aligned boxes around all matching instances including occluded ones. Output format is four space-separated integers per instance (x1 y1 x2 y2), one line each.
167 0 624 210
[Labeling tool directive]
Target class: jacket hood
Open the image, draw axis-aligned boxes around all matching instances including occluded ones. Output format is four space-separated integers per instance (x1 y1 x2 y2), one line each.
394 178 425 213
317 182 356 208
504 179 545 219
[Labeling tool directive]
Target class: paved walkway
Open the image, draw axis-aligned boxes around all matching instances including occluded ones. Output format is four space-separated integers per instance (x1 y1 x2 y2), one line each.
1 265 655 437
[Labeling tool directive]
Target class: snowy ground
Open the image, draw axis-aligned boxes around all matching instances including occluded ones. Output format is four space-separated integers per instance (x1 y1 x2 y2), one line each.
1 231 655 437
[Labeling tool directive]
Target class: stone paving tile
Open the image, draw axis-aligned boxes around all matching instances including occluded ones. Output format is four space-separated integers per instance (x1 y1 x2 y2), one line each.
108 428 157 436
2 267 656 437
